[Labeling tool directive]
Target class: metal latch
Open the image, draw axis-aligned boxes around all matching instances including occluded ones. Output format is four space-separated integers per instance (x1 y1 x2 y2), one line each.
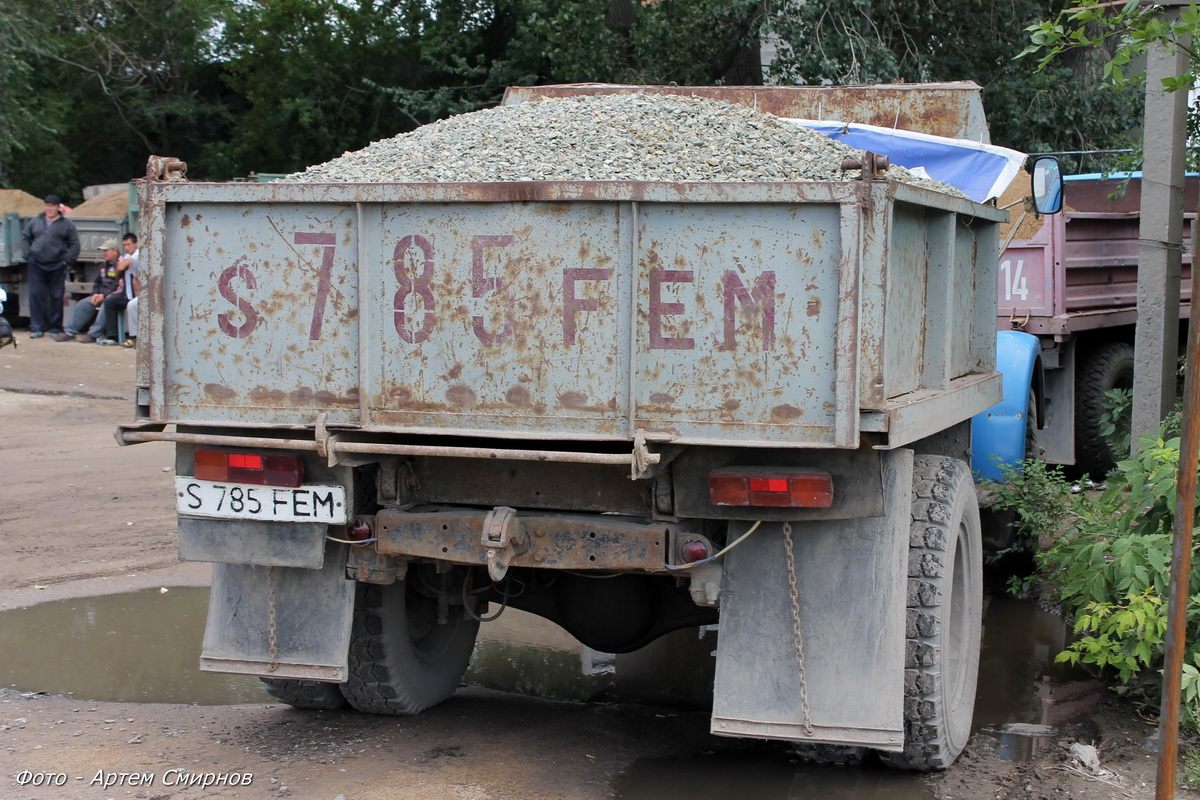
146 155 188 182
481 506 527 582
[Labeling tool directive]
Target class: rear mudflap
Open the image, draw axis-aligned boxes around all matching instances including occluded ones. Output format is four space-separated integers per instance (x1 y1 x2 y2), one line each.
200 542 355 681
710 449 912 751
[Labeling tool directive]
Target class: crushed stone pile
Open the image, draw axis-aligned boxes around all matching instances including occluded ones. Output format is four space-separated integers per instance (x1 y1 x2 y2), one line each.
284 93 962 195
68 188 129 218
0 189 45 216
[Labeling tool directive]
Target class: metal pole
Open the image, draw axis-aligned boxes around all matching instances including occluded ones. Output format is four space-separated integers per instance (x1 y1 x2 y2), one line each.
1155 194 1200 800
1133 5 1189 450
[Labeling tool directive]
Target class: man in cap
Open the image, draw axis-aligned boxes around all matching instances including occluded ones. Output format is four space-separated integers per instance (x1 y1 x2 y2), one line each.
52 239 122 342
20 195 81 338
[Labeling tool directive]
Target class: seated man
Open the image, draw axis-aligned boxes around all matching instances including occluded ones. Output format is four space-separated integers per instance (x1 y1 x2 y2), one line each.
0 288 13 348
52 239 122 343
123 294 138 347
101 233 138 346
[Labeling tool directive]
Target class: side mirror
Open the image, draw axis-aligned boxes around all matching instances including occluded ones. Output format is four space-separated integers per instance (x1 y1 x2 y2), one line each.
1029 155 1063 215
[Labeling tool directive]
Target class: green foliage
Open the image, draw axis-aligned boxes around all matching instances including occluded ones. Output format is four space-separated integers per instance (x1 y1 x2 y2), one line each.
3 0 230 195
981 458 1078 592
764 0 1141 157
362 0 766 134
0 6 60 188
1021 0 1200 87
1055 590 1167 682
991 420 1200 728
1098 387 1133 467
1184 743 1200 790
1021 0 1200 170
3 0 771 188
3 0 1150 193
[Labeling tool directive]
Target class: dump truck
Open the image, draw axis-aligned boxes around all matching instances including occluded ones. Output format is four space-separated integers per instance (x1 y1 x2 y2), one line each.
974 172 1195 479
116 84 1061 770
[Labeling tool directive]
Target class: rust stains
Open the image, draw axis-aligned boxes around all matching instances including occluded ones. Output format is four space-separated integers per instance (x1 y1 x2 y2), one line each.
807 298 822 317
386 386 442 411
771 404 804 421
289 387 358 406
180 214 191 228
250 386 286 404
723 399 741 411
558 391 588 409
648 393 676 407
204 383 236 401
505 385 532 407
446 384 478 408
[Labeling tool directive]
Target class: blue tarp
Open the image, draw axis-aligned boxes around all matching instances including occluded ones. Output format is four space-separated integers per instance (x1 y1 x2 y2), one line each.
788 119 1027 204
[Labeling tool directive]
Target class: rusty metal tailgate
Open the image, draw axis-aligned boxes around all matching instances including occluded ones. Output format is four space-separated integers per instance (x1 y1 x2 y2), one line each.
146 181 864 447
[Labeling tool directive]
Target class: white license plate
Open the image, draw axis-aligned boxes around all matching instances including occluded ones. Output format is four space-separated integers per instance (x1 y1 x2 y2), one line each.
175 477 348 524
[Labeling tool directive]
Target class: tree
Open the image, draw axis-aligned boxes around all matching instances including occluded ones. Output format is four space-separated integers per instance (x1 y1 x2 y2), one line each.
3 0 229 196
0 7 60 190
1023 0 1200 169
764 0 1142 160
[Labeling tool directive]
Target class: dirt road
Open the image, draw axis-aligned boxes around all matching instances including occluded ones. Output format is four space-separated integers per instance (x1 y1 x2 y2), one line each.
0 334 1195 800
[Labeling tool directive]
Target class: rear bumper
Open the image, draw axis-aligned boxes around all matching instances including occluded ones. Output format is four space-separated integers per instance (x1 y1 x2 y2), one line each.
374 507 681 573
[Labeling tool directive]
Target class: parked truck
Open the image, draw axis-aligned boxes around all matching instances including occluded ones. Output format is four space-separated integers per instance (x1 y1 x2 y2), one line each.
116 85 1061 770
974 172 1195 479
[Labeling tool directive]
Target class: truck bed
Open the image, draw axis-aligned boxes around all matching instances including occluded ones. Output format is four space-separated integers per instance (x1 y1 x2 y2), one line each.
999 174 1195 334
130 177 1005 454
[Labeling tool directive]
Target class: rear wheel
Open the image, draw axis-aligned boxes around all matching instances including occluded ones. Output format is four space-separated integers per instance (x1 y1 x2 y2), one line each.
881 455 983 771
340 574 480 715
260 678 346 710
1024 387 1040 462
1075 341 1134 477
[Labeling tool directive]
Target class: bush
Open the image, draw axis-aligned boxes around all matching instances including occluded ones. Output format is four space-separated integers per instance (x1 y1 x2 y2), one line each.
985 425 1200 728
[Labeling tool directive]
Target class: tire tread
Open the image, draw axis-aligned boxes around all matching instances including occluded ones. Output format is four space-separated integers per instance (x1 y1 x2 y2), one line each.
880 455 981 771
1075 342 1135 477
260 678 346 710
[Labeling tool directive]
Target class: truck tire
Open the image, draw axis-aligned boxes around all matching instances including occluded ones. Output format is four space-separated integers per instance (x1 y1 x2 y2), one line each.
1075 341 1134 477
1025 387 1040 461
881 456 983 771
260 678 347 710
340 579 480 715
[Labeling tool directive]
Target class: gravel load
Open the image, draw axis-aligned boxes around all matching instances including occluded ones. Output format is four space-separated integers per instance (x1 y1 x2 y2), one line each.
0 189 44 216
68 188 129 219
284 93 962 195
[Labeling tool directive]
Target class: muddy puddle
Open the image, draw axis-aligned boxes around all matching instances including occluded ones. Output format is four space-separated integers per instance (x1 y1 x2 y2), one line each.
0 586 1101 787
972 595 1103 760
0 587 266 704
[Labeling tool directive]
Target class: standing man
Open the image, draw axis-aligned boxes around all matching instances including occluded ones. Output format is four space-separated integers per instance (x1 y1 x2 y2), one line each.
20 195 80 338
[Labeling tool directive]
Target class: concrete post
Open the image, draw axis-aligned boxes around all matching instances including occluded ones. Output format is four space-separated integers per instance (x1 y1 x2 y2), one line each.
1132 6 1189 450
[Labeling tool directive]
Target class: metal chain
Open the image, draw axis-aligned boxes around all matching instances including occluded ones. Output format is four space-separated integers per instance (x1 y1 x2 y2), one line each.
782 521 814 735
266 566 279 673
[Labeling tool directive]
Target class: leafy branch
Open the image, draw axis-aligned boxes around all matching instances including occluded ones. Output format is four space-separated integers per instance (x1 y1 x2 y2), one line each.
1021 0 1200 92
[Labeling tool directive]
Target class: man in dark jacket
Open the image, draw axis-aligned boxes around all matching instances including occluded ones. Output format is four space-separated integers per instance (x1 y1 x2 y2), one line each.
53 240 122 342
21 195 81 337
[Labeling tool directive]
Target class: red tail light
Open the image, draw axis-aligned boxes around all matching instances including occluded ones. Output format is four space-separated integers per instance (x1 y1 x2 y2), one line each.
680 538 710 563
194 449 303 487
348 519 373 541
708 469 833 508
